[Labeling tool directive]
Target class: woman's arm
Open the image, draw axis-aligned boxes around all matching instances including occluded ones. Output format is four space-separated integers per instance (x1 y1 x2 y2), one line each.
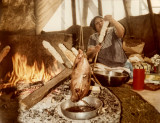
104 15 125 38
86 45 101 62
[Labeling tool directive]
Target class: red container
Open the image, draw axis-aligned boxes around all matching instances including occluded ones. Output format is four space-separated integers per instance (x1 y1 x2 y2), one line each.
133 69 145 90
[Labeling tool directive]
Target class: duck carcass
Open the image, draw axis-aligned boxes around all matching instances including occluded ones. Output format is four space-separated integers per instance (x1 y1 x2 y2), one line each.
70 49 91 102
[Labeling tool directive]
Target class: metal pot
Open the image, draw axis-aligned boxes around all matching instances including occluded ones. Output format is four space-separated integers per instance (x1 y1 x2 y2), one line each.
94 69 130 87
60 96 103 120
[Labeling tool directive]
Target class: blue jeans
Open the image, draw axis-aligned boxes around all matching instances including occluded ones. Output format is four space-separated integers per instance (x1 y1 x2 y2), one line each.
124 60 133 78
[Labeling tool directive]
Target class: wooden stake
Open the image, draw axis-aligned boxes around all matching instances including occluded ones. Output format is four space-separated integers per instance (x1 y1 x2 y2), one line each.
0 45 10 63
147 0 159 53
71 0 77 25
20 68 72 110
98 0 103 16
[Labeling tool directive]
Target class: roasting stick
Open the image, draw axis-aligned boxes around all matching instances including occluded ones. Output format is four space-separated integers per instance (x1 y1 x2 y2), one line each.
93 21 109 69
91 21 109 86
91 72 102 86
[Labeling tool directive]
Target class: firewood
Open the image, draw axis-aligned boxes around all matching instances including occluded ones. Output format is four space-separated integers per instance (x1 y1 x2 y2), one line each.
43 40 72 69
20 68 72 110
0 45 10 63
58 43 76 66
42 40 64 64
71 47 78 56
51 42 73 69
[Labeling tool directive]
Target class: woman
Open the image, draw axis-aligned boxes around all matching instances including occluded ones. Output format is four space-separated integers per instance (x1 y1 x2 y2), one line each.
87 15 133 78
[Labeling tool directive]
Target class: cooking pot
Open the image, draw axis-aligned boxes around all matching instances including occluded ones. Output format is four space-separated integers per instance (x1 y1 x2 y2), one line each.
93 63 130 87
60 96 103 120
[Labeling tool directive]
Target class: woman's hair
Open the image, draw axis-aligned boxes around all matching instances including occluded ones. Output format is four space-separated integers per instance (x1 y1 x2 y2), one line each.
90 16 103 32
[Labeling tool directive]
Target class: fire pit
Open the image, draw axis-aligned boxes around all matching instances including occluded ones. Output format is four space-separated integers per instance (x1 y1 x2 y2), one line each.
16 80 121 123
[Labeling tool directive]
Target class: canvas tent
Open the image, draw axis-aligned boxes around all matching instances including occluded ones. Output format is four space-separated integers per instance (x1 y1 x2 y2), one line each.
0 0 160 123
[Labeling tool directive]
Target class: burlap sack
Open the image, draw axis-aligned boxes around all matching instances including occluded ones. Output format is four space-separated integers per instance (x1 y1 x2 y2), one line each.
123 41 145 54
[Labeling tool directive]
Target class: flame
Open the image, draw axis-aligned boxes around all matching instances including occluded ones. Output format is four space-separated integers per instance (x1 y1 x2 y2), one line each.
6 53 62 86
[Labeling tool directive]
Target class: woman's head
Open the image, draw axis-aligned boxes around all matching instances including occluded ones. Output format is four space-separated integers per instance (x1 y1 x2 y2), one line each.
90 16 103 33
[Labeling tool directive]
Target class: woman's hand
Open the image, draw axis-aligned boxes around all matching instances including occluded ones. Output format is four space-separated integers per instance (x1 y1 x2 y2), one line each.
103 15 125 38
95 44 101 52
104 15 113 22
86 45 101 62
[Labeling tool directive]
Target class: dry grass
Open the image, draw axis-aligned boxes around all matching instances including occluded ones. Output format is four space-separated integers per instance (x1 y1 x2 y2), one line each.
108 84 160 123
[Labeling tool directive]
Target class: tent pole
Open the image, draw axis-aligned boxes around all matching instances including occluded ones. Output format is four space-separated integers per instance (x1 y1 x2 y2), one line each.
82 0 89 26
98 0 103 16
71 0 77 25
123 0 132 37
147 0 159 54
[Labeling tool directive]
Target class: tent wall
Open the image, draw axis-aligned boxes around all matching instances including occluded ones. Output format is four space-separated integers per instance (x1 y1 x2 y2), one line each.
0 0 35 33
120 14 158 57
0 0 159 57
35 0 63 35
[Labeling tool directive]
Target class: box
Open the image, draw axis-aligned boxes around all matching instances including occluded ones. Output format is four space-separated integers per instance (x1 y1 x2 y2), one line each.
145 73 160 84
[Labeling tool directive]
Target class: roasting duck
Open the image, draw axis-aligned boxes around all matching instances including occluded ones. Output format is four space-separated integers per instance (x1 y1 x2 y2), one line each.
70 49 91 102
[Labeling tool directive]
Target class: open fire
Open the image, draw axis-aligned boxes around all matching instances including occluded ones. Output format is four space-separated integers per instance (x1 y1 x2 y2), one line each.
0 42 64 96
8 52 62 85
0 53 62 95
0 53 63 91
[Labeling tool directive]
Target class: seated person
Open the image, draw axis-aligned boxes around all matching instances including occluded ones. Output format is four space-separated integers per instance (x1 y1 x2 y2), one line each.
87 15 133 78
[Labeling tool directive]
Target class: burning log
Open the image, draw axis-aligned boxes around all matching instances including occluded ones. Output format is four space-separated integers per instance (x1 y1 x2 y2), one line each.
0 45 10 63
20 68 72 110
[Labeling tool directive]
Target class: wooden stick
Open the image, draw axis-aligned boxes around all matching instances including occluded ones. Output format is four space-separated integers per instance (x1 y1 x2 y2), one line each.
42 40 72 68
91 71 102 86
147 0 159 52
93 52 99 70
0 45 10 63
92 20 109 68
58 43 76 66
71 0 77 25
123 0 133 37
98 0 103 16
20 68 72 110
42 40 64 64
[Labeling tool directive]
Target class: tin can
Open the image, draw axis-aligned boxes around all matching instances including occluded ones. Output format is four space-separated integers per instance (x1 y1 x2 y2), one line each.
158 64 160 74
133 69 145 90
